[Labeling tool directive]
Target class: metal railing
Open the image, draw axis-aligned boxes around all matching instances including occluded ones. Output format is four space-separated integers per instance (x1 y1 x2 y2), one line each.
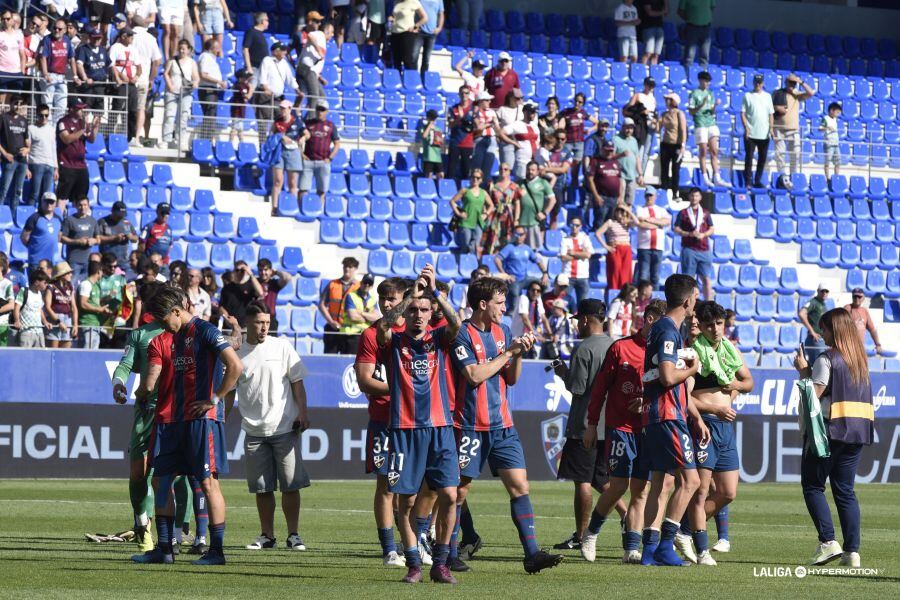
0 81 130 138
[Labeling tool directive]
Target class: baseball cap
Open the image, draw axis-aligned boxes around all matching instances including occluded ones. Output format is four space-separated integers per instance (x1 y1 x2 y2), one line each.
551 299 569 311
817 283 829 292
114 12 127 23
851 288 865 296
523 101 538 112
316 100 329 110
86 26 103 38
623 117 635 126
476 91 494 102
157 203 171 214
497 51 512 61
279 99 293 109
118 27 134 36
555 274 570 286
111 200 127 211
68 97 87 109
306 10 325 22
645 185 657 197
271 41 286 52
753 74 765 84
361 274 375 286
573 298 606 320
472 59 486 68
602 140 615 149
41 192 57 203
598 117 610 125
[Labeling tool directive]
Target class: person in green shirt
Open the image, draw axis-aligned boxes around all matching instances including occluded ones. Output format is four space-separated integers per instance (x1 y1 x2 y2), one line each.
418 109 444 179
0 252 14 347
613 119 642 204
741 74 774 189
688 70 728 187
800 284 830 363
517 162 556 250
452 168 493 256
679 0 715 69
77 261 112 349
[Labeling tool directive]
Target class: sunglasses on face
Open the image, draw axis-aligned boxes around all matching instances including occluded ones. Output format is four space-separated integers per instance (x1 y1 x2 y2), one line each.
501 166 510 171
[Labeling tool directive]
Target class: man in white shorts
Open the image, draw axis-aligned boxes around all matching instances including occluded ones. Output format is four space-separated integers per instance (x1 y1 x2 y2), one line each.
688 71 728 188
228 302 312 551
158 0 186 60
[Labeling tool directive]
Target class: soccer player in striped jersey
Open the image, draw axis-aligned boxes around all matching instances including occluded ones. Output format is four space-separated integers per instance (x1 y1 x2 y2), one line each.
355 277 412 567
134 287 243 565
449 277 564 574
580 298 667 564
639 274 710 566
377 265 462 584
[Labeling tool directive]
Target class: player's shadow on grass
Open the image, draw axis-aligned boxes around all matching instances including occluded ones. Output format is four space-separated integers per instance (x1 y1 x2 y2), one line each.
58 566 331 579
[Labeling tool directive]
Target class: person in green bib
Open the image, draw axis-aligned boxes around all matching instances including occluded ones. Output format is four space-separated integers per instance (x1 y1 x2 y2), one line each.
688 71 728 188
517 161 556 249
77 261 113 349
451 168 494 257
341 273 379 354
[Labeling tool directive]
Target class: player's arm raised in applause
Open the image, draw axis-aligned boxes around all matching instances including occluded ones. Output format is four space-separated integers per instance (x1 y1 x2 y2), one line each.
457 332 535 388
376 294 414 347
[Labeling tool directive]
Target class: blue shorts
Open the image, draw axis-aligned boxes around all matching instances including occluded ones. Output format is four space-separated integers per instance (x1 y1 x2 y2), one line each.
276 147 303 172
640 420 697 473
366 420 390 476
681 247 713 280
456 426 527 480
200 7 225 34
388 427 460 495
149 419 229 479
696 415 739 472
605 428 649 481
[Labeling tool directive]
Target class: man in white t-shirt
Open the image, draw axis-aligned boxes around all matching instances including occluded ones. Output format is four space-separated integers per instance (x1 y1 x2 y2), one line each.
503 103 542 180
130 17 163 147
453 50 485 102
633 186 671 290
228 303 311 551
558 217 594 303
13 269 50 348
297 16 333 114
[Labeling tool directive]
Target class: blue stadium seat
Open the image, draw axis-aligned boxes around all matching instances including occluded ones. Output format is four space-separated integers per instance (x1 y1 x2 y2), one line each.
712 236 731 263
867 270 887 295
758 266 779 294
732 239 753 264
775 295 797 323
860 242 879 269
391 250 415 277
146 186 168 209
436 253 459 280
777 326 800 353
362 220 387 250
324 195 346 218
151 164 174 187
758 325 778 353
756 295 776 321
298 194 323 222
839 243 861 269
715 265 738 293
881 244 899 269
209 243 233 271
103 161 126 185
191 138 213 164
214 141 237 166
736 265 759 294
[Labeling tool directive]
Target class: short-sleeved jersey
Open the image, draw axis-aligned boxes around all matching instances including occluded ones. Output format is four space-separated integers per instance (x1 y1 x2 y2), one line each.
141 221 172 262
113 321 165 408
642 316 688 425
148 331 176 423
384 326 456 429
588 333 646 433
356 320 404 423
450 321 514 431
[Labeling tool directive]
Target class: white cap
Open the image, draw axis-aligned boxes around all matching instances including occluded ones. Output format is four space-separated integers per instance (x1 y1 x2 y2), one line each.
476 91 494 101
623 117 635 126
556 274 570 286
551 299 569 310
497 51 512 61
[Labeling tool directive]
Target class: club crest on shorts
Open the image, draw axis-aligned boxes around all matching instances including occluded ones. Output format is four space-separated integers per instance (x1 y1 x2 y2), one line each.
373 455 385 469
684 450 694 463
459 454 471 469
541 414 567 478
697 450 708 464
388 471 400 486
608 457 619 472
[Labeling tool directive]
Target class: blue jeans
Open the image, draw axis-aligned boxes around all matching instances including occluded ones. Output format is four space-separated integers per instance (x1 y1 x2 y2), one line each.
455 225 482 255
457 0 484 32
43 73 68 121
638 130 658 174
29 164 55 206
499 142 516 172
0 159 28 214
682 23 712 69
801 439 863 552
804 332 827 364
471 136 498 184
570 277 589 303
505 277 531 314
636 249 662 289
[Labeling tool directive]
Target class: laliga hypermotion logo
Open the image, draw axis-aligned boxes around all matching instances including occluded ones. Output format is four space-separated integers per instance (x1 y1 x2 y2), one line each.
541 414 567 477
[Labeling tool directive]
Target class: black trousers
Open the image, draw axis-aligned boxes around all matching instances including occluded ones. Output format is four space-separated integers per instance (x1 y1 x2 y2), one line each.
447 145 473 183
418 33 436 74
112 83 138 140
659 142 682 192
391 31 419 71
744 137 770 187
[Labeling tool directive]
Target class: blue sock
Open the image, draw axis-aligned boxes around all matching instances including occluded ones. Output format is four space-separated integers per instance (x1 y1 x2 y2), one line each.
587 511 607 536
642 528 660 546
432 543 450 567
189 477 208 538
715 506 730 541
415 516 430 539
623 530 642 551
449 504 462 559
460 504 477 544
692 529 709 553
404 546 422 568
156 515 173 554
378 527 396 556
679 514 692 536
154 474 175 511
209 522 225 554
661 519 679 543
510 494 539 558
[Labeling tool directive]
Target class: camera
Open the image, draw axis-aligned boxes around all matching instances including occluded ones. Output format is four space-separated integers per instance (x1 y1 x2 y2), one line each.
544 358 563 372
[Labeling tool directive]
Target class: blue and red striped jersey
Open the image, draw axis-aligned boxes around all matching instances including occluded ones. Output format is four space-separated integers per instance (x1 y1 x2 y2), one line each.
171 317 230 422
450 321 514 431
642 316 688 425
148 331 175 424
385 326 456 429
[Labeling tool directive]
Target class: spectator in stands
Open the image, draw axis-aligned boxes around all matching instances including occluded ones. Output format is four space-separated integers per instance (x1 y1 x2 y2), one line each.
632 278 653 330
257 257 293 330
161 39 199 149
61 197 100 283
220 259 264 323
536 130 573 223
229 68 254 144
741 74 774 189
23 15 43 91
453 51 485 102
679 0 715 69
658 92 686 192
496 88 524 171
639 0 668 65
613 118 642 205
457 0 484 33
820 102 842 183
26 105 56 209
37 259 54 278
319 256 359 354
139 203 173 263
513 280 551 358
506 102 541 180
800 284 829 362
98 252 126 341
595 205 635 290
194 0 233 51
158 0 186 60
109 28 140 143
98 201 138 266
773 73 815 190
844 288 883 354
296 13 330 115
75 28 111 111
482 162 517 255
484 51 519 110
457 265 489 320
614 0 640 63
77 260 108 348
633 186 670 289
56 98 99 216
39 18 75 121
0 9 25 108
134 17 163 146
546 299 575 359
340 273 378 353
196 266 218 319
451 168 492 258
167 260 187 286
417 0 443 74
417 109 444 179
559 93 599 194
270 100 309 215
607 283 637 339
674 186 714 300
300 102 340 204
582 117 611 175
542 273 572 314
0 95 31 215
585 141 622 230
242 12 269 87
90 0 116 40
519 161 557 248
390 0 428 72
21 192 62 269
558 218 592 304
495 225 549 312
687 71 724 188
624 77 658 175
724 308 739 344
125 0 157 24
471 91 510 185
0 252 13 346
257 42 300 131
447 84 475 182
538 96 561 140
197 38 227 131
45 260 78 348
330 0 353 47
13 268 50 348
363 0 387 57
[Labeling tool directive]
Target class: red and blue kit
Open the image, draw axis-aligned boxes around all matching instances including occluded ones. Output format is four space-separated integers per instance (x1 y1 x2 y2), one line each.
356 320 402 476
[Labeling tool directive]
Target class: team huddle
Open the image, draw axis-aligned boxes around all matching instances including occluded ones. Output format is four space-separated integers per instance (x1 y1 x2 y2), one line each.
112 266 748 581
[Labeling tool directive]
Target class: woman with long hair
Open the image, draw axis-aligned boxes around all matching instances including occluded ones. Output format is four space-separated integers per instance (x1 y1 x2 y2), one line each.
45 262 79 349
482 163 519 254
497 89 524 169
606 283 637 340
793 308 874 568
451 168 493 258
594 205 635 290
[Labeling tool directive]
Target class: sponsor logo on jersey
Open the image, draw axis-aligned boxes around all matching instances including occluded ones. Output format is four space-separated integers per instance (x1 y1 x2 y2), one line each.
540 414 567 478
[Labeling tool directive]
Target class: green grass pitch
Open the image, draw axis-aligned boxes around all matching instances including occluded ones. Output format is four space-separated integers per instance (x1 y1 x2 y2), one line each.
0 479 897 598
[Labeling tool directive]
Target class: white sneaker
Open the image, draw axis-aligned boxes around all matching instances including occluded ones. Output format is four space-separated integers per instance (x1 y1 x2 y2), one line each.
622 549 642 564
580 533 597 562
809 540 843 565
245 534 277 550
417 542 433 566
714 177 731 187
675 532 698 563
839 551 860 567
712 539 731 553
383 550 406 567
286 533 306 551
697 550 718 566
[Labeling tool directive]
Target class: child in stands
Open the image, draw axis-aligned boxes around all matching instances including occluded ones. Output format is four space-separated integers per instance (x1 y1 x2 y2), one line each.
819 102 842 182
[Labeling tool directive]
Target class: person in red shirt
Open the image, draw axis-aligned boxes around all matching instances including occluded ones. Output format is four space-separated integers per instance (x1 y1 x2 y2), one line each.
483 51 520 110
844 288 883 353
579 298 667 563
674 187 715 300
585 142 623 230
